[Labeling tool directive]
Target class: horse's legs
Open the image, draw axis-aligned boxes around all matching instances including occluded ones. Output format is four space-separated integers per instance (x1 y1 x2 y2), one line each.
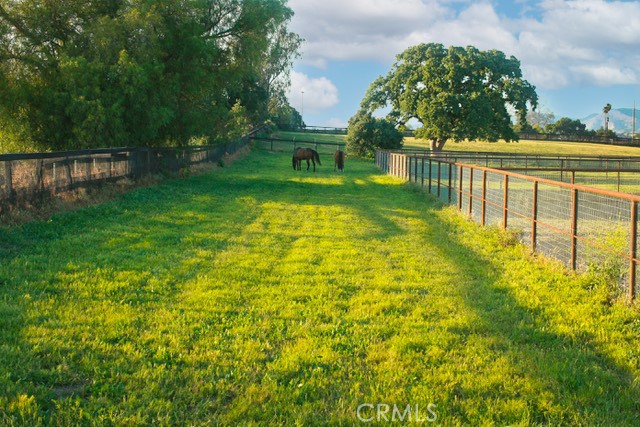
312 159 316 172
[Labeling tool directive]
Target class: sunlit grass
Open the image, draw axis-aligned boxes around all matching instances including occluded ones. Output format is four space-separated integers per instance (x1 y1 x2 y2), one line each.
403 137 640 157
1 150 640 425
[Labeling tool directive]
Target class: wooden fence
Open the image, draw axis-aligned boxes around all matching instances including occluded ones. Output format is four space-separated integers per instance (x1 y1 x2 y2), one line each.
376 150 640 303
1 137 250 210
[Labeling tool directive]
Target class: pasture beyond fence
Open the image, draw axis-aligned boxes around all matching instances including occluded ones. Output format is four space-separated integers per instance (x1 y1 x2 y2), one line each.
0 136 250 211
376 150 640 302
396 150 640 195
253 136 345 154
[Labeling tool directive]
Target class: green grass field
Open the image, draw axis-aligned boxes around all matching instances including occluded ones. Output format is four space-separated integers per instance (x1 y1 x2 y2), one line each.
403 137 640 157
2 149 640 425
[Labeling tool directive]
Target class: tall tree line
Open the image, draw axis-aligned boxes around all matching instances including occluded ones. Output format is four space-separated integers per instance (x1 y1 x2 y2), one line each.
0 0 301 151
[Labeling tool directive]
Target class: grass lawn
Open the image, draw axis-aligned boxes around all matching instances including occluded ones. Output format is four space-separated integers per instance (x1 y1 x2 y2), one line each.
1 149 640 425
403 137 640 157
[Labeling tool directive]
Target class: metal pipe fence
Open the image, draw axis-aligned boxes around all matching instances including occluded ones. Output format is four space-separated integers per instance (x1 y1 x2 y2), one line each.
376 150 640 302
1 137 250 210
396 149 640 169
253 137 345 154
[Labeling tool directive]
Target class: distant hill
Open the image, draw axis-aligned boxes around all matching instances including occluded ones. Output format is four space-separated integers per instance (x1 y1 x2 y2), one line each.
581 108 640 135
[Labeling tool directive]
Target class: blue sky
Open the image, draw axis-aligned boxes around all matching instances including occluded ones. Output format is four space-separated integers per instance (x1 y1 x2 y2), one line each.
286 0 640 128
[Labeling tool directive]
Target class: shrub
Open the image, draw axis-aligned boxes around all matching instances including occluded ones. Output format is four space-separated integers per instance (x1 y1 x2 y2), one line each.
346 111 403 157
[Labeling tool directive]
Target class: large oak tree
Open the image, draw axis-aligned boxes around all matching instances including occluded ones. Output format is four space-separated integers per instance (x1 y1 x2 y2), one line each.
361 43 538 151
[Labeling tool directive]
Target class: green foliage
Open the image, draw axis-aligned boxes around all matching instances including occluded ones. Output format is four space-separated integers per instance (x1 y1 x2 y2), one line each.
1 151 640 424
346 111 403 157
0 0 302 151
268 99 304 131
361 43 538 151
596 128 619 139
546 117 595 136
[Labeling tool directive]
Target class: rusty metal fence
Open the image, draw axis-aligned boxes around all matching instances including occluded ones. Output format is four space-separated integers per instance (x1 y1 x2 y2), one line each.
1 137 249 210
376 150 640 302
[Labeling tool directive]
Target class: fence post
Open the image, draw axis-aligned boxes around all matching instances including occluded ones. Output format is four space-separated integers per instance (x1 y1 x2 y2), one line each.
428 158 433 194
437 161 442 198
570 189 579 270
618 160 622 192
458 165 463 211
421 158 425 188
52 162 57 194
481 170 487 226
503 175 509 229
405 155 409 180
468 167 474 217
630 201 637 302
4 160 12 197
448 163 453 204
64 157 72 191
85 156 92 183
532 181 539 252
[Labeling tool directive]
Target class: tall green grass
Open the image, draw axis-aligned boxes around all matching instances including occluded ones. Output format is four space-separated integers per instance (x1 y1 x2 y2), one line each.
1 150 639 425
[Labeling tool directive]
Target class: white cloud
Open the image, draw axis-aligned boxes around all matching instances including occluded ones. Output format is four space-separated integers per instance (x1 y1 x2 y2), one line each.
325 118 349 128
289 0 640 89
513 0 640 87
288 71 339 114
289 0 449 63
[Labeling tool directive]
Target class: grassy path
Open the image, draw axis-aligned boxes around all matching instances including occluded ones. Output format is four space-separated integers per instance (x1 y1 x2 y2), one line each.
1 150 640 425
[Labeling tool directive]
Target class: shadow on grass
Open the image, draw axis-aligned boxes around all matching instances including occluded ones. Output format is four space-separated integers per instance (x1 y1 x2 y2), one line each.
417 203 640 424
1 149 639 424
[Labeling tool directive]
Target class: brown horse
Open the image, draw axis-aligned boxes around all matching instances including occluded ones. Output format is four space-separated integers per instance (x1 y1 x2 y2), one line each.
334 149 345 172
292 147 321 172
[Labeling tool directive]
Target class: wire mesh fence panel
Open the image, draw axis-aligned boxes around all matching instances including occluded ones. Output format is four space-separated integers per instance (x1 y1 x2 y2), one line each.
448 164 459 206
11 159 39 193
507 176 534 243
471 168 484 223
535 184 574 267
485 171 506 228
575 192 632 292
374 150 640 301
535 227 574 266
436 162 449 203
459 166 471 215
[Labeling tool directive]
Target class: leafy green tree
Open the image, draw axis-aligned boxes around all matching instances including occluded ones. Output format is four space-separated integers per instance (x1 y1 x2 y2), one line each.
546 117 594 136
524 109 556 133
361 43 538 151
596 128 618 139
268 98 304 130
346 111 403 158
0 0 301 151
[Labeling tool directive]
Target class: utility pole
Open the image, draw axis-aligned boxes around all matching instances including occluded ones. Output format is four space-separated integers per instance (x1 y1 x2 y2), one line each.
633 100 636 144
301 90 304 129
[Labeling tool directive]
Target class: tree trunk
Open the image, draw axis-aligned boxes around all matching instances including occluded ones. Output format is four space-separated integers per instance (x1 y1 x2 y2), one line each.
429 138 446 154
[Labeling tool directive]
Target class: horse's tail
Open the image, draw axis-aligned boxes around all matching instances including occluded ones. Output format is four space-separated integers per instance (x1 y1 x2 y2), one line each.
292 155 297 170
338 151 345 170
314 150 321 165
